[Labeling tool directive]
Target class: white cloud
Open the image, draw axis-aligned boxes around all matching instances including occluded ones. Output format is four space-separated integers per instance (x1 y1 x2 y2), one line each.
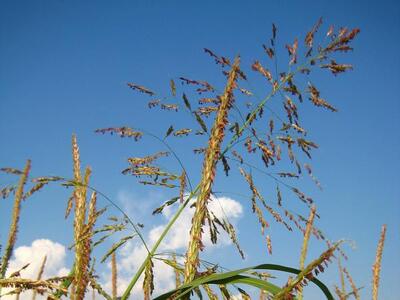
2 239 69 300
101 194 243 298
117 189 164 221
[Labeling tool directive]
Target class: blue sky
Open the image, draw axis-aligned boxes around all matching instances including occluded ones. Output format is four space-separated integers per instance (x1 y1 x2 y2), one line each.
0 1 399 299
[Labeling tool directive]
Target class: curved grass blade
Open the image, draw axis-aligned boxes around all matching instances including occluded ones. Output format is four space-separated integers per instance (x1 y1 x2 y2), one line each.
154 263 334 300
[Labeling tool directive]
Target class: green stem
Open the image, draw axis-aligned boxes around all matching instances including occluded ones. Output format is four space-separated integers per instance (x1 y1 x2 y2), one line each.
120 185 200 300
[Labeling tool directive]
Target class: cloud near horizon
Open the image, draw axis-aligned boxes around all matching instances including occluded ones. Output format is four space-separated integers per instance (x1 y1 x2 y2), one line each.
3 239 69 300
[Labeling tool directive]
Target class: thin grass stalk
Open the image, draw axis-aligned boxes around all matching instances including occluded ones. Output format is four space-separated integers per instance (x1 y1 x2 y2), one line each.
334 285 345 300
343 268 359 300
111 252 117 299
31 255 47 300
297 205 316 300
184 57 240 284
372 224 386 300
0 160 31 280
337 256 346 299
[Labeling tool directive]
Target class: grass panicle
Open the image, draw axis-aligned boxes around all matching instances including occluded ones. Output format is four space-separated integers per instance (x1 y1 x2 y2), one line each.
143 259 154 300
372 224 386 300
275 242 341 299
71 135 97 300
0 160 31 279
184 57 240 283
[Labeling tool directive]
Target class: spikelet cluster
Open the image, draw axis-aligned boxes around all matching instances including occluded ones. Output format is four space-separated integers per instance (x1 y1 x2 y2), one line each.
143 259 154 300
275 243 340 299
0 160 31 279
372 224 387 300
0 277 68 295
71 135 99 300
184 57 240 283
95 127 143 140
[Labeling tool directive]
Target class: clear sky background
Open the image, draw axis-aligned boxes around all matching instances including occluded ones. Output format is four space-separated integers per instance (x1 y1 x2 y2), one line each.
0 1 399 299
